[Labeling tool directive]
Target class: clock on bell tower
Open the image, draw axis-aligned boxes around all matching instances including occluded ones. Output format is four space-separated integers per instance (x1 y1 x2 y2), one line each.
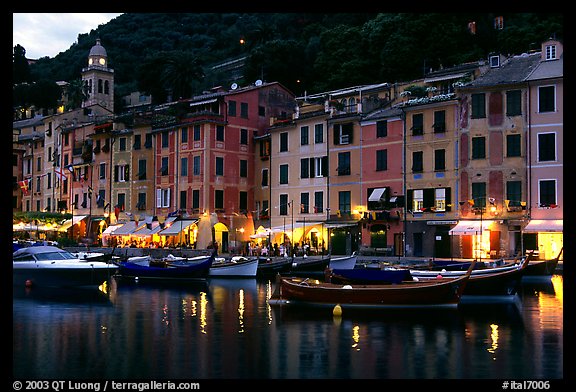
81 38 114 110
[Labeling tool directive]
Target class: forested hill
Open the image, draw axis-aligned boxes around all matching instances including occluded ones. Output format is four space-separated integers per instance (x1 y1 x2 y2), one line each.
20 13 562 102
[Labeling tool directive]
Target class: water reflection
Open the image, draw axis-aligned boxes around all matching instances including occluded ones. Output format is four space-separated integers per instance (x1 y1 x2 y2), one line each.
13 275 563 379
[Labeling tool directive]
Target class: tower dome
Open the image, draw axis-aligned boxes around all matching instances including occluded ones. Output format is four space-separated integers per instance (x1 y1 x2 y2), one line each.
89 39 107 57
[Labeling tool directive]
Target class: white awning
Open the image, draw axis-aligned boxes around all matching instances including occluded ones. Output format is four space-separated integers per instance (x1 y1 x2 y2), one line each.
424 72 469 83
369 188 387 202
58 215 88 232
189 98 217 107
324 222 358 229
159 219 198 236
449 220 495 235
523 219 563 233
111 221 147 236
102 224 122 235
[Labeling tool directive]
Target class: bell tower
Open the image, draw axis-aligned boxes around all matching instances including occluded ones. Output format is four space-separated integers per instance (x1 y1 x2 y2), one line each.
81 38 114 109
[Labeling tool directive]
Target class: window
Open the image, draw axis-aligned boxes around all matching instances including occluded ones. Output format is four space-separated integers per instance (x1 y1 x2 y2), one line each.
279 194 288 216
215 190 224 209
99 163 106 179
157 188 170 208
314 123 324 143
258 106 265 116
192 190 200 209
216 125 224 142
433 111 446 133
228 100 236 116
137 192 146 210
47 173 52 189
161 132 169 148
97 190 106 208
538 86 555 113
434 149 445 171
193 125 201 141
260 139 271 158
506 134 521 157
240 159 247 177
37 156 41 171
216 157 224 176
412 189 424 212
119 137 126 151
280 132 288 152
506 90 522 116
240 102 248 118
279 164 289 184
117 193 126 211
412 151 423 173
376 149 387 171
506 181 522 207
435 188 446 211
114 164 130 182
471 93 486 118
546 44 557 60
337 152 350 175
300 193 309 213
261 168 268 187
538 133 556 161
239 191 248 211
181 127 188 143
193 156 201 175
240 129 248 145
133 135 141 150
412 113 423 135
314 191 323 213
180 190 187 209
314 157 328 177
334 123 353 145
300 126 309 145
181 157 188 176
539 179 556 207
376 120 388 138
144 133 152 148
472 182 486 207
300 158 309 179
161 157 169 176
138 159 146 180
338 191 351 213
472 137 486 159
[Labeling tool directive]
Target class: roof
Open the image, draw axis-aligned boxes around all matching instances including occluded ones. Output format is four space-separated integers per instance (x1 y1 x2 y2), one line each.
526 56 563 81
362 106 403 121
463 52 541 88
89 39 107 57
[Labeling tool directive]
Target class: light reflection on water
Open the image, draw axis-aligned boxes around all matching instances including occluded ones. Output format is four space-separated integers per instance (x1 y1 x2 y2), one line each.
13 275 563 380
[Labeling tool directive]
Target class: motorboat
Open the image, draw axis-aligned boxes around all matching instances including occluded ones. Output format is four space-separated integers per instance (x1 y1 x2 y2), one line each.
208 256 259 278
13 245 118 289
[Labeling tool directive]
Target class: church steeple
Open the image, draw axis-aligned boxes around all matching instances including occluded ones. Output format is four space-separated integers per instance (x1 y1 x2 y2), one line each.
81 38 114 109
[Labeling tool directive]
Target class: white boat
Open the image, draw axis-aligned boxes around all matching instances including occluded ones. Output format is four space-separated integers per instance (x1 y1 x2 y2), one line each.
328 252 357 270
404 258 525 280
13 246 118 289
209 256 259 277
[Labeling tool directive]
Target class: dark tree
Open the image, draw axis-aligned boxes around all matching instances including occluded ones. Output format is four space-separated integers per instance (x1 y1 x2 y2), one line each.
13 44 31 84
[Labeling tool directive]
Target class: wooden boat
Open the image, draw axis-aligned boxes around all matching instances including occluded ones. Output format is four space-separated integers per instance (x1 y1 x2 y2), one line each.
523 248 562 276
114 251 214 282
328 253 357 270
269 260 475 308
330 254 531 298
257 257 293 277
208 256 259 277
290 255 330 272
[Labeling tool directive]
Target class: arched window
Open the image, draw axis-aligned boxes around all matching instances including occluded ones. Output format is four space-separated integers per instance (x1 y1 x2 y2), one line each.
98 79 103 93
104 80 110 95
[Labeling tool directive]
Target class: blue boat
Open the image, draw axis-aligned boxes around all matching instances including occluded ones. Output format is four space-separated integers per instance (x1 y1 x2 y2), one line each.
114 251 215 282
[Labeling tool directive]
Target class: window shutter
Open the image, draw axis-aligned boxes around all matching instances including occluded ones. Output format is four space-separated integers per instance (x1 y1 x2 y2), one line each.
333 124 339 145
309 158 315 177
407 190 414 211
322 156 328 177
114 165 118 182
166 188 171 207
423 188 435 208
445 187 452 211
156 189 162 208
124 164 130 181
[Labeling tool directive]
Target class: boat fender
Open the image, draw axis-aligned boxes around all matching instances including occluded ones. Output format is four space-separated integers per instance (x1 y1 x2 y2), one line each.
333 304 342 317
25 279 33 288
436 274 443 279
342 285 353 289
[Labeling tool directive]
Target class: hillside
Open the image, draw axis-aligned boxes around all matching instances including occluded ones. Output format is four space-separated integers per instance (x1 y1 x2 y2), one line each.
20 13 563 103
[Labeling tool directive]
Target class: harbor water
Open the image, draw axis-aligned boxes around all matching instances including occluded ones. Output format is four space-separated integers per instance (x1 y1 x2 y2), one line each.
13 273 564 382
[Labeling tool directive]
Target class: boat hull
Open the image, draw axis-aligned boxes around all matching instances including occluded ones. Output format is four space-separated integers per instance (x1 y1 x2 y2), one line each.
270 275 469 308
209 257 258 277
257 257 293 277
115 254 213 281
328 254 357 270
13 265 117 288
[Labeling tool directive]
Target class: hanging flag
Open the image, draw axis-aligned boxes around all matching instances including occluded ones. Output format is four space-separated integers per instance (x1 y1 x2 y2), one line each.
468 199 475 207
18 179 31 196
54 166 67 181
88 186 93 199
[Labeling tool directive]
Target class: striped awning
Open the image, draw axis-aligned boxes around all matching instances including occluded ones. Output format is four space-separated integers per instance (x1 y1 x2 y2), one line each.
159 219 198 236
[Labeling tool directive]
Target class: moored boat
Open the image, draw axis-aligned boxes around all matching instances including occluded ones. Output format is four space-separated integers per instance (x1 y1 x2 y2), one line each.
291 255 330 272
13 245 118 289
208 256 259 277
257 257 293 278
523 248 562 276
114 251 214 282
328 252 357 270
269 260 475 309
